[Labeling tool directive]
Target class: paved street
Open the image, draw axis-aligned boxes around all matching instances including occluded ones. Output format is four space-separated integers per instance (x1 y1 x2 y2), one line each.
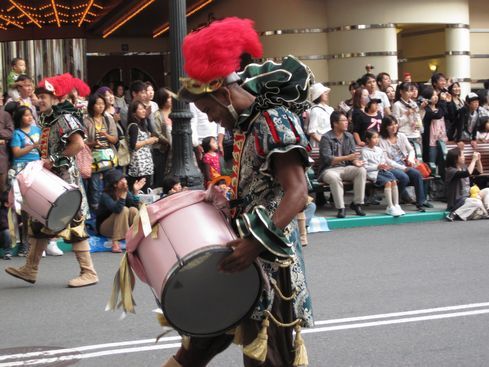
1 220 489 366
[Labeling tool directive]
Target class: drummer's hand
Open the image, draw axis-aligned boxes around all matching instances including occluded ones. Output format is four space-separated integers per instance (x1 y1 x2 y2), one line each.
42 159 53 169
219 237 263 273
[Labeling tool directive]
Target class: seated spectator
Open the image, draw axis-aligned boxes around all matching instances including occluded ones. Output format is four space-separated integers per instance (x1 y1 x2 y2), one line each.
445 148 486 221
456 92 488 148
379 115 433 211
96 170 144 253
353 98 382 146
476 116 489 143
385 85 396 107
319 111 367 218
307 83 334 147
361 130 405 217
421 86 448 166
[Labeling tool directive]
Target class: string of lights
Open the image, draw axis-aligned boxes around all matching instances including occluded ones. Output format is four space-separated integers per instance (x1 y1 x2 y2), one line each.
0 0 104 30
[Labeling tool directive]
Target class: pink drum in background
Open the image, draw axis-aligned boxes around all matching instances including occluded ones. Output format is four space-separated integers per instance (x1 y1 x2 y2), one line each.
16 162 82 232
132 191 262 337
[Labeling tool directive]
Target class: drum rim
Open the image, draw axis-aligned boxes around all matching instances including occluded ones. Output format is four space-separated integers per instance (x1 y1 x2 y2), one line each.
46 188 82 232
160 245 263 337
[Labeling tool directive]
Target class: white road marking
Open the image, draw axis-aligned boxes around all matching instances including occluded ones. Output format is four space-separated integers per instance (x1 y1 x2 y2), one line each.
2 302 489 366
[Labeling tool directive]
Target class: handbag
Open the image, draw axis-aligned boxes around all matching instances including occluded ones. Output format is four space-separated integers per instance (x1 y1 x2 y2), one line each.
117 138 131 167
92 148 117 173
76 143 93 179
415 161 432 178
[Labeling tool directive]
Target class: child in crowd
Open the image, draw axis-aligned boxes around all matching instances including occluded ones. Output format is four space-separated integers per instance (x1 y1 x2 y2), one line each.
0 191 12 260
476 116 489 143
361 130 405 217
162 176 187 197
7 58 26 101
445 147 487 221
201 136 222 187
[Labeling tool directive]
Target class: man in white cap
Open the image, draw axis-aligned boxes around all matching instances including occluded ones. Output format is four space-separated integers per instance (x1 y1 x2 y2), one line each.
307 82 334 147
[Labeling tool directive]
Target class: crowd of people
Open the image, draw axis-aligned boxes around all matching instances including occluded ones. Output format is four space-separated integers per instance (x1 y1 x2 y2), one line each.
0 57 236 258
307 69 489 221
2 57 489 260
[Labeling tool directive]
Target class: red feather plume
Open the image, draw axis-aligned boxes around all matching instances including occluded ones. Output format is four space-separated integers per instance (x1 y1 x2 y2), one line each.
72 77 91 97
183 17 263 83
38 73 75 98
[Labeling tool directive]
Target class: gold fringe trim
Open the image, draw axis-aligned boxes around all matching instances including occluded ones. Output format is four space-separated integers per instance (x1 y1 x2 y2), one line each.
105 253 136 314
293 324 308 366
181 335 191 350
271 279 296 301
7 208 16 247
243 317 269 362
151 223 159 239
157 313 169 327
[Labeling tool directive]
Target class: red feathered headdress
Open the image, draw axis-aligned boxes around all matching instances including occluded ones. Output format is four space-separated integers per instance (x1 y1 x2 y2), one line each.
37 73 75 98
72 77 90 98
182 17 263 85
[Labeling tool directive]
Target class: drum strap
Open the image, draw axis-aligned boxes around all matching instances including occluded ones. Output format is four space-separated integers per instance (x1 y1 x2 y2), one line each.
39 126 51 160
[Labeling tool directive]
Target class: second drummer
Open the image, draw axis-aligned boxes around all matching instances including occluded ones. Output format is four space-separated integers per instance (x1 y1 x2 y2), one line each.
5 73 98 288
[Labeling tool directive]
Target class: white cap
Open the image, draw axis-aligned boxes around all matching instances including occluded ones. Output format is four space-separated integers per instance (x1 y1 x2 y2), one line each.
310 83 331 102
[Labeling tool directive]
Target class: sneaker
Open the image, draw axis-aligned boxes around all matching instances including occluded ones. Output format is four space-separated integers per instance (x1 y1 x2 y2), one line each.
42 251 46 257
422 201 434 208
416 204 426 212
46 240 63 256
17 250 28 257
386 206 401 217
445 212 456 222
395 205 406 216
3 253 12 260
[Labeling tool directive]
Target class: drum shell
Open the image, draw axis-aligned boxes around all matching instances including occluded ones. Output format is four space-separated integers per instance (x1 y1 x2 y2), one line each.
136 199 237 299
17 166 81 231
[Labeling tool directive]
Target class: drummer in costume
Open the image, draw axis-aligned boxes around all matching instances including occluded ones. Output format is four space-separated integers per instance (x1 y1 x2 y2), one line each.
163 17 314 367
5 73 99 288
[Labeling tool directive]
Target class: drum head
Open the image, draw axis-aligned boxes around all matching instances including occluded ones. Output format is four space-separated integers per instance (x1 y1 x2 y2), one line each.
47 189 82 232
161 247 262 337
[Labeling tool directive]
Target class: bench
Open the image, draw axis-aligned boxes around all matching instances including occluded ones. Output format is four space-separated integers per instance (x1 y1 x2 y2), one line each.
442 142 489 188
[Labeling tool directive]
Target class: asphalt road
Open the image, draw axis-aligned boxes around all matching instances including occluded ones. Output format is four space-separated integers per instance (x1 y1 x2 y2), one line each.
1 220 489 367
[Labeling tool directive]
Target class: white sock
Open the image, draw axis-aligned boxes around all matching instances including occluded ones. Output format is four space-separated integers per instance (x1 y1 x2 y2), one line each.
384 187 393 207
392 184 399 206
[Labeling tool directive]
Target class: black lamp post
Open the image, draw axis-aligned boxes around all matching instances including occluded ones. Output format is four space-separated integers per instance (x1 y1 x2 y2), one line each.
168 0 203 188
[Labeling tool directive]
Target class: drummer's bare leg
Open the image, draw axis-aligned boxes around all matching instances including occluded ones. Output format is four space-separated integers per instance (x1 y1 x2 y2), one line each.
5 238 48 284
68 240 99 288
162 334 234 367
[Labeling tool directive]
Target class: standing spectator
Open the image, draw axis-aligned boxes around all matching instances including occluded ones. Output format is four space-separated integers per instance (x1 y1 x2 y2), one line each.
0 191 11 260
307 83 334 147
421 86 448 166
379 115 432 211
10 106 42 256
351 87 369 135
145 82 159 115
431 72 449 97
7 58 26 100
376 72 392 92
476 117 489 143
96 170 143 253
403 72 412 83
7 75 38 122
152 87 173 186
201 136 222 187
456 92 487 148
96 86 122 134
447 82 465 141
361 130 405 217
385 85 396 107
319 111 367 218
130 80 147 104
127 101 158 192
114 83 128 130
391 82 422 143
84 94 119 212
0 106 14 193
361 73 391 116
338 81 359 118
479 89 489 116
445 148 484 221
353 98 382 146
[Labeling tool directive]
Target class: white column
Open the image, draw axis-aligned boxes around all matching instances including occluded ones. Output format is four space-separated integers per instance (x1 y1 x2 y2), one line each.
445 25 471 96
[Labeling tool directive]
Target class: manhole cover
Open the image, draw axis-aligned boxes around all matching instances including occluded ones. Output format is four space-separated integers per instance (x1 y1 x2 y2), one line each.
0 346 80 366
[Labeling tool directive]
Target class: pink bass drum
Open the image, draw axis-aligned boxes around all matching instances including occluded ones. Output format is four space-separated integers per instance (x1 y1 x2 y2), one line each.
15 161 82 232
126 190 262 337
